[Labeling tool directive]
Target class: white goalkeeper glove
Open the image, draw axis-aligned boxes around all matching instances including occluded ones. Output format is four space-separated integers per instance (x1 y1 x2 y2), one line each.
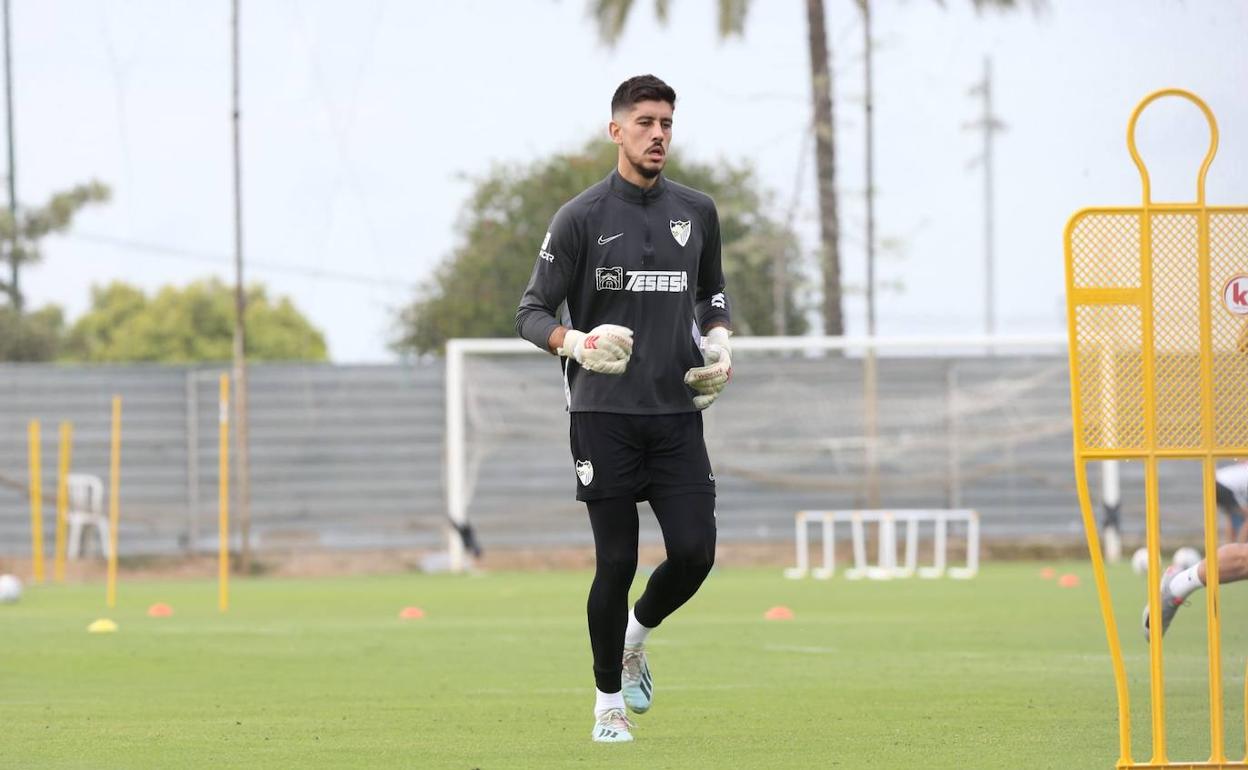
685 326 732 410
559 324 634 375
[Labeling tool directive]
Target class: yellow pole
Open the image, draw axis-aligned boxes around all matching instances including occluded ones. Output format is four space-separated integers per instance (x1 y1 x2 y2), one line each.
106 396 121 608
1196 185 1225 765
27 420 44 584
1074 458 1133 765
1203 456 1226 764
1143 457 1168 765
53 421 72 583
218 373 230 613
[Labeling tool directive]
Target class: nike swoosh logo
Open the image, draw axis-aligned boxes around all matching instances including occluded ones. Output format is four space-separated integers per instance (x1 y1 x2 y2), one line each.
598 233 623 245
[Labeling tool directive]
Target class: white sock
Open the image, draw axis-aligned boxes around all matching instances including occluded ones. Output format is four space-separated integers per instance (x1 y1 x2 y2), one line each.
595 688 625 716
1170 565 1204 601
624 607 652 648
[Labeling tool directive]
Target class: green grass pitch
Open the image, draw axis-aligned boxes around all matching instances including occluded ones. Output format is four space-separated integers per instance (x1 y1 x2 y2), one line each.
4 562 1248 768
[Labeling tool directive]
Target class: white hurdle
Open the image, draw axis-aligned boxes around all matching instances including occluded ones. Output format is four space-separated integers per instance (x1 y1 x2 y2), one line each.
783 509 979 580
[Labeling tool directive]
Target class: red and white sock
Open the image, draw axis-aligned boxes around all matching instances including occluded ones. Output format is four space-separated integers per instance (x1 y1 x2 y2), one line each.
1170 565 1204 602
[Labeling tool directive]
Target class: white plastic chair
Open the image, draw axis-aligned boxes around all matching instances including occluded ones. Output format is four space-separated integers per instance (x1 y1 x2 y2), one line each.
66 474 110 560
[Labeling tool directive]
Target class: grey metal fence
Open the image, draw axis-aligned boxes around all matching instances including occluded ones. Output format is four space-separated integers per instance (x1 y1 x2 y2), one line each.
0 363 445 555
0 352 1219 557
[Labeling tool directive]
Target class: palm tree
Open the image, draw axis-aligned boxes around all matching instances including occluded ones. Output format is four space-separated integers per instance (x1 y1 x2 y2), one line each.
589 0 1038 337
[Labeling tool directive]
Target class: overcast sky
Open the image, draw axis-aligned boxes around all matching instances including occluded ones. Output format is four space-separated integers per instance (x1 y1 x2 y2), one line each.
12 0 1248 361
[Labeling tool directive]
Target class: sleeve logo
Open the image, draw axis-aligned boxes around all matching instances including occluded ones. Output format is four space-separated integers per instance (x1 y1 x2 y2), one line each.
538 231 556 263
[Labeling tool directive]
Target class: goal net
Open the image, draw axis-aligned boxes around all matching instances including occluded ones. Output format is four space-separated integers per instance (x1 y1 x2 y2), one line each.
443 335 1072 569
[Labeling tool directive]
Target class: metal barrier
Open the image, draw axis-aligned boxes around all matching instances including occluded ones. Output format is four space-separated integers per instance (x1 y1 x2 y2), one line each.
784 509 979 580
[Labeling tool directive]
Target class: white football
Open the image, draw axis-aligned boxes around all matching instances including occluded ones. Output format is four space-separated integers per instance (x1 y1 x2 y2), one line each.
1131 548 1150 575
1173 547 1202 571
0 574 22 603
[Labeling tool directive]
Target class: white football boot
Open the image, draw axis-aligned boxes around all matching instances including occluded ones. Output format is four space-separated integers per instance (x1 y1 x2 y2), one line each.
591 707 634 743
621 646 653 714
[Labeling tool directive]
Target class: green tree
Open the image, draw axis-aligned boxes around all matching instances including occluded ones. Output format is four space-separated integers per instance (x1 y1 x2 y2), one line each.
393 140 807 355
63 278 328 363
589 0 1038 336
0 303 65 361
0 180 111 311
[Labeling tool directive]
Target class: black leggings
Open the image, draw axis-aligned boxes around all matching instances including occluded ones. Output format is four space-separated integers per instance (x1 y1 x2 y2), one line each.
586 493 717 693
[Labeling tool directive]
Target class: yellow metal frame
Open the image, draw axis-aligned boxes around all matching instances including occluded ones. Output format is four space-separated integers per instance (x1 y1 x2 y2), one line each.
106 396 122 608
53 421 72 583
27 419 44 584
1065 89 1248 768
219 373 230 613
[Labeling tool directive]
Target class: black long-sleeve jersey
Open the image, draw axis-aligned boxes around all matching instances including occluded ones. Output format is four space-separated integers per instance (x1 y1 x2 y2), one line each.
515 170 731 414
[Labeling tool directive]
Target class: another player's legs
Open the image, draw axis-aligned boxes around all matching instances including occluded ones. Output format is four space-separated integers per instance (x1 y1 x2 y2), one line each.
623 492 717 714
1215 482 1245 543
586 496 639 741
1144 542 1248 640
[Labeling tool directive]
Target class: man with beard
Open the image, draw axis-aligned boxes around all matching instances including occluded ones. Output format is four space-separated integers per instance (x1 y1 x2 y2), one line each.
515 74 733 743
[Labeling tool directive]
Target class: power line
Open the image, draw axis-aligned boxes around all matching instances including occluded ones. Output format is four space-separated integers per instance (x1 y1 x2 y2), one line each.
290 0 390 283
64 231 410 290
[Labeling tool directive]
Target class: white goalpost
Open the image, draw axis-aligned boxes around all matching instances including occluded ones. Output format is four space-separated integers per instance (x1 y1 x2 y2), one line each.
444 337 534 571
443 334 1068 573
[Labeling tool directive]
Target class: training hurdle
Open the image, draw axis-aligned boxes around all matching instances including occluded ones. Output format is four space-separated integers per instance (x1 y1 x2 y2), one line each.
784 509 979 580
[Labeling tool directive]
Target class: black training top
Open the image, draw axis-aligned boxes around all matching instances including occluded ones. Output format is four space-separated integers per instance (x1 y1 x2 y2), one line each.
515 169 732 414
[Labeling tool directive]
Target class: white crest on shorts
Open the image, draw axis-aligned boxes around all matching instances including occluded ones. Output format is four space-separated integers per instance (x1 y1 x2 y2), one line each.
670 219 691 247
575 460 594 486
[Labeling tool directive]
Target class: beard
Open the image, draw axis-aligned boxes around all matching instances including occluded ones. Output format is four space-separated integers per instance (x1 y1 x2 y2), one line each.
626 145 665 179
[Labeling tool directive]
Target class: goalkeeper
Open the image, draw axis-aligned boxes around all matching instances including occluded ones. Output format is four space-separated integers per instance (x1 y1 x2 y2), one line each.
515 74 732 745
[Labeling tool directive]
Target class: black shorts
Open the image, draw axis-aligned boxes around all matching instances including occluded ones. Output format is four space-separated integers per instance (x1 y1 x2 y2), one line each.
569 412 716 502
1217 482 1245 531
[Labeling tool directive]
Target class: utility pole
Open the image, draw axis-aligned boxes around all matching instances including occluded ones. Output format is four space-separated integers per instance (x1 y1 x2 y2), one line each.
862 1 876 342
3 0 18 312
230 0 252 573
771 228 787 335
858 0 880 508
966 57 1005 338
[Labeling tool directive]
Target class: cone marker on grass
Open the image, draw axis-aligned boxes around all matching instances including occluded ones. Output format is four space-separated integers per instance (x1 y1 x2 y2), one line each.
764 606 794 621
88 618 118 633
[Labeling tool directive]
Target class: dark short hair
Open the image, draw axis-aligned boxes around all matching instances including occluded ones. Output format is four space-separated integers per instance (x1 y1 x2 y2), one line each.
611 75 676 116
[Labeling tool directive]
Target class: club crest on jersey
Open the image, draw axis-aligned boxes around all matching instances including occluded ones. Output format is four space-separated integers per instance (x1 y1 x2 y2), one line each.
670 219 691 247
575 460 594 486
596 266 623 291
